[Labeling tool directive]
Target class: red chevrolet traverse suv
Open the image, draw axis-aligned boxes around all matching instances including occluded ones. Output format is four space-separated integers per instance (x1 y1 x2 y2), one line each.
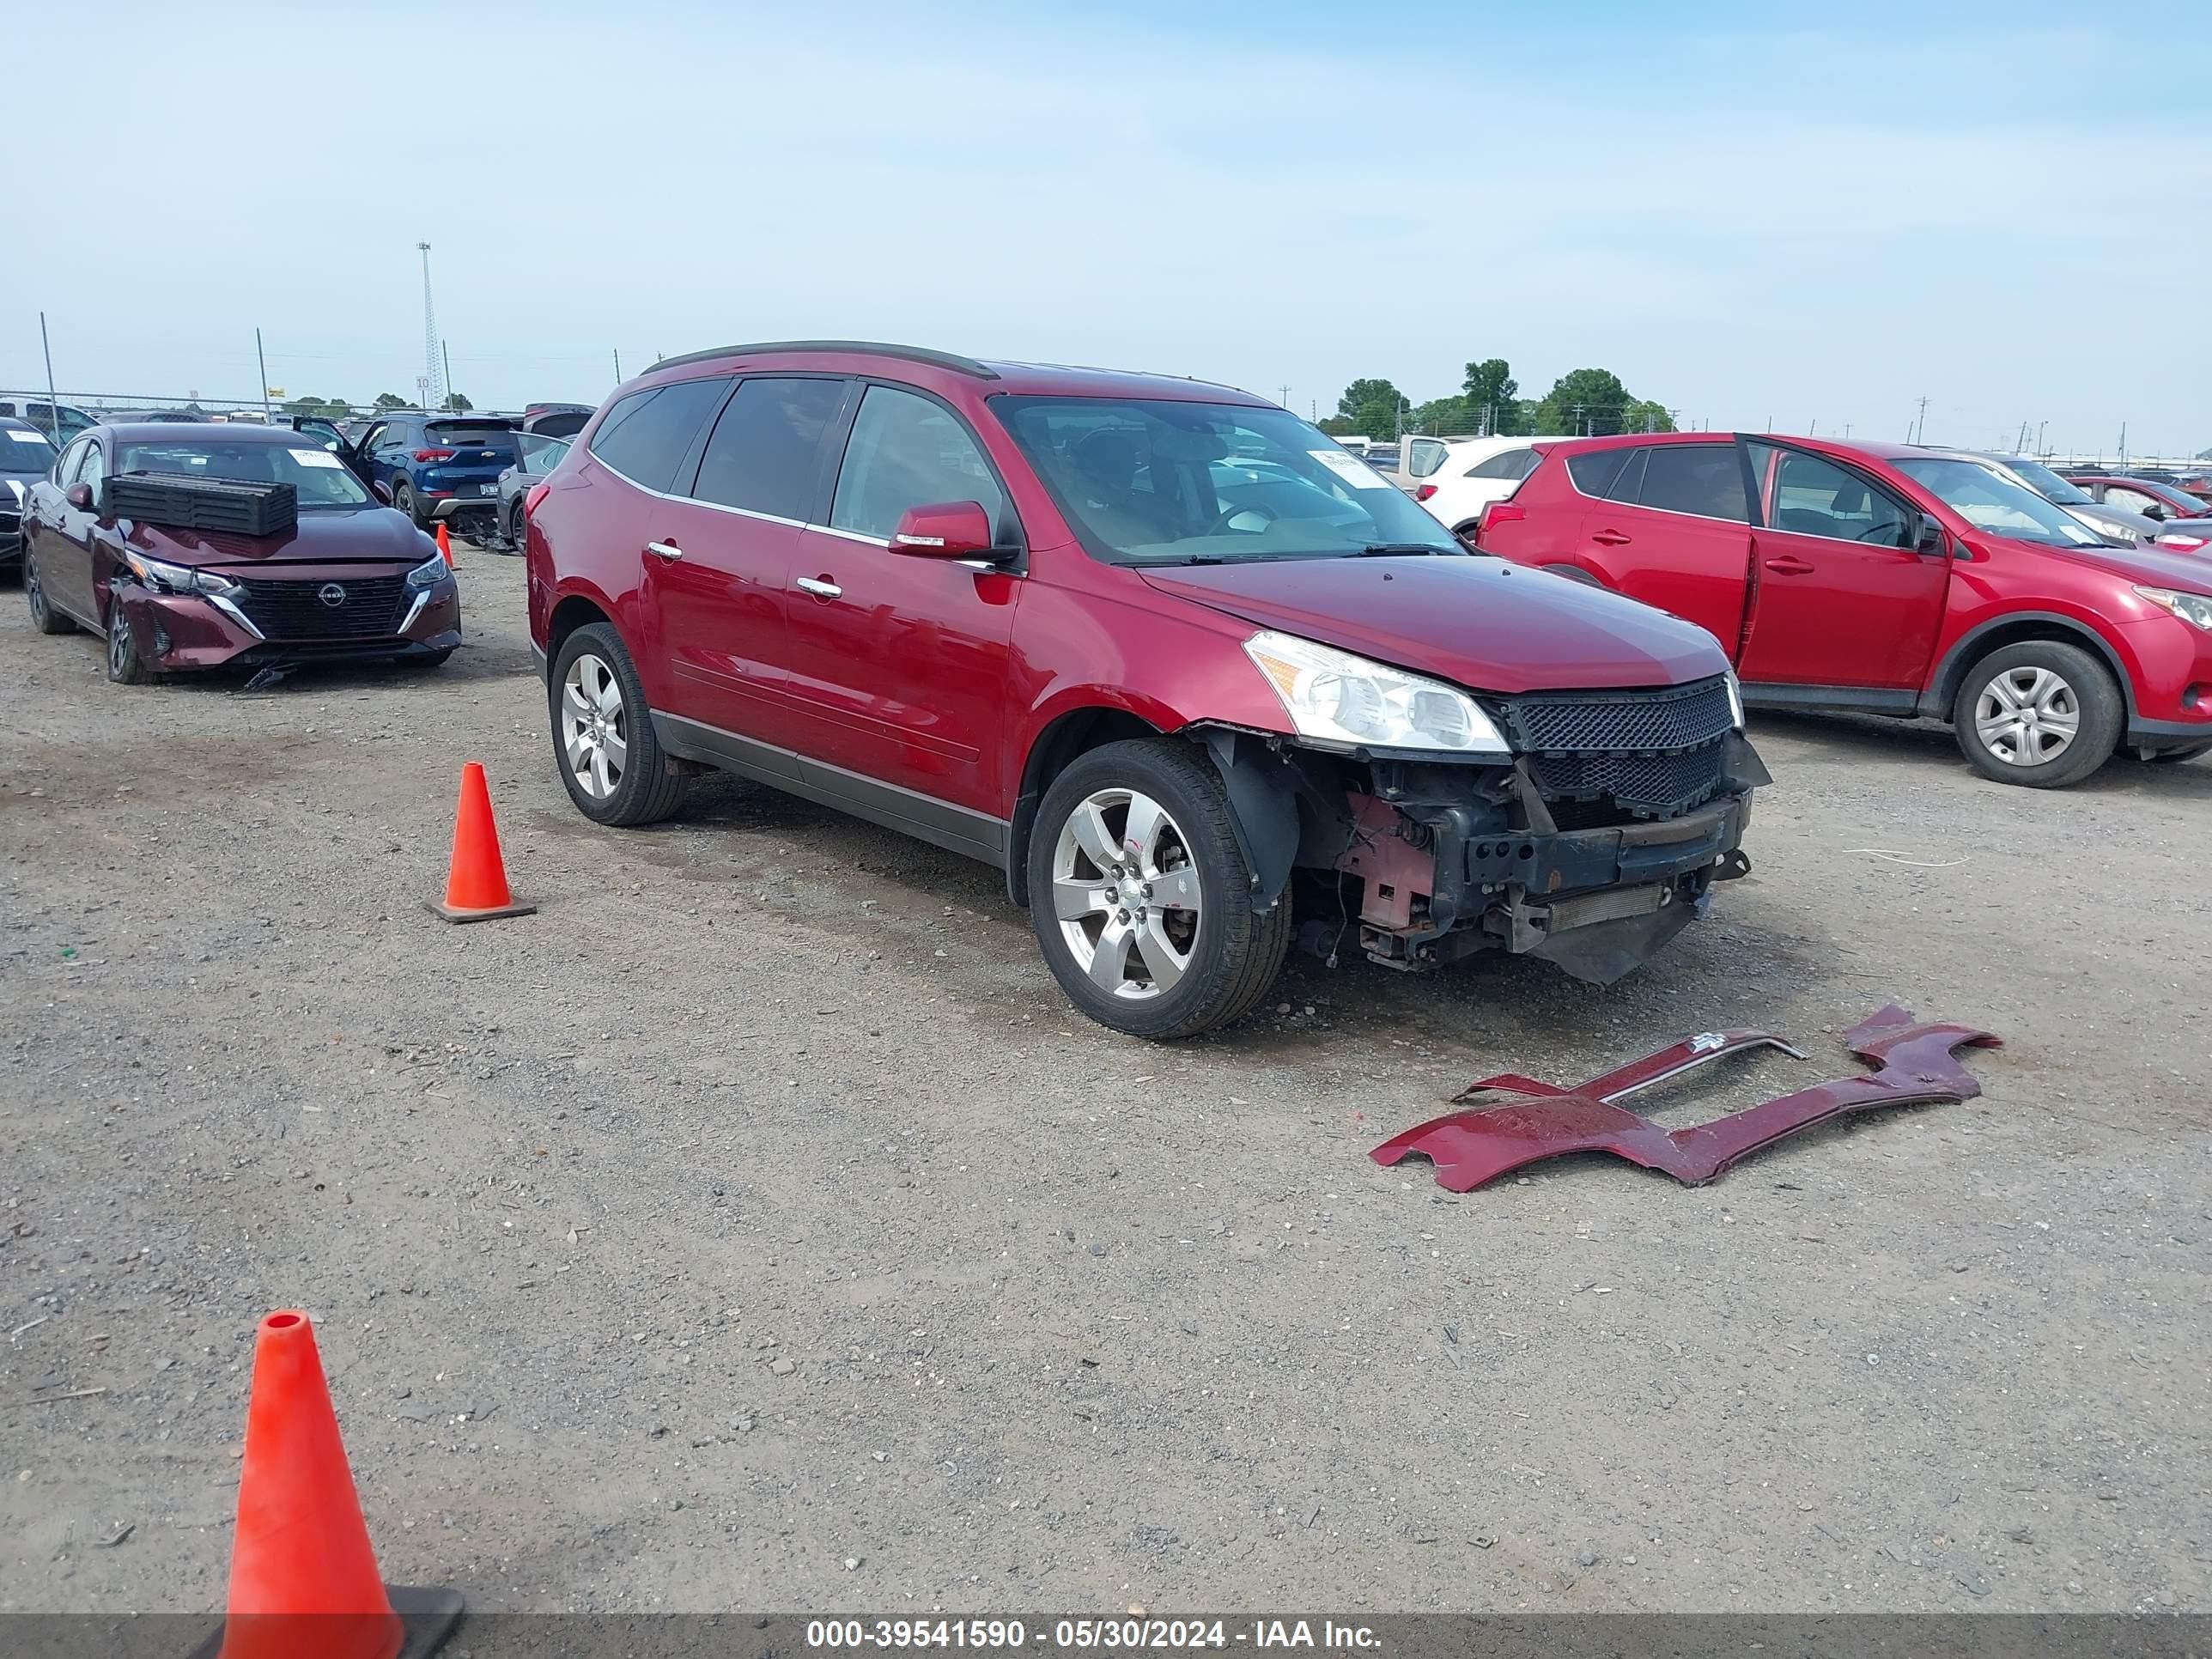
526 343 1770 1037
1476 434 2212 786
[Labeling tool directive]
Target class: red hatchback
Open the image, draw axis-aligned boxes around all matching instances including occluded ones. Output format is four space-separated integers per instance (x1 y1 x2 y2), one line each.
1475 433 2212 786
526 343 1771 1037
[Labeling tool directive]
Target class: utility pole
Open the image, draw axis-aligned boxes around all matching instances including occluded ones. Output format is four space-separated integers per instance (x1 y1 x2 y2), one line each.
417 242 443 410
39 311 59 441
2036 421 2046 456
255 327 272 420
1808 417 1817 437
1913 395 1929 446
2118 422 2127 465
613 348 623 384
1277 383 1291 410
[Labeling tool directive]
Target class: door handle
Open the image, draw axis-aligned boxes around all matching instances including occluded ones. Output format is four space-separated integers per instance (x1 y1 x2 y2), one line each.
645 541 683 562
795 575 842 599
1762 556 1815 575
1591 528 1632 546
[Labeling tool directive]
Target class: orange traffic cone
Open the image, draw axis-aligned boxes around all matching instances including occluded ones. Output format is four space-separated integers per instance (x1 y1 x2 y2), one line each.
434 522 453 565
431 763 535 923
198 1311 461 1659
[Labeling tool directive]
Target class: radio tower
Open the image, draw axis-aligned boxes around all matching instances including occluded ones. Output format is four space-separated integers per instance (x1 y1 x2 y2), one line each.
417 242 444 410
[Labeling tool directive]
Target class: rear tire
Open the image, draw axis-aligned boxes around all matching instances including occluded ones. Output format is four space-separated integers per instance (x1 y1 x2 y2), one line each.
550 622 688 826
1028 738 1291 1040
395 480 428 530
1952 640 2122 788
507 500 527 552
25 550 74 634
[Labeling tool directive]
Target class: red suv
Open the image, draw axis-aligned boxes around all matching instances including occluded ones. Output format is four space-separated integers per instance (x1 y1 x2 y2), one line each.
1475 434 2212 786
526 343 1769 1037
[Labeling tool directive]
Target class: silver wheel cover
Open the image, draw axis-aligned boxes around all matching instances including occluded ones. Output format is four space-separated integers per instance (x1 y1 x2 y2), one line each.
1051 787 1202 1001
561 653 628 799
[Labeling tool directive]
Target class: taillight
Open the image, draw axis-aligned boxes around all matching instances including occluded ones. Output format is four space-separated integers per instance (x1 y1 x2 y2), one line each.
524 482 550 519
2155 532 2209 551
1415 483 1437 501
413 447 456 463
1480 501 1527 532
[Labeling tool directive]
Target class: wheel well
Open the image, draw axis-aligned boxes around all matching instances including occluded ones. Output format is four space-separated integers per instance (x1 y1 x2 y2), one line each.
547 595 613 665
1930 618 2132 720
1004 707 1163 908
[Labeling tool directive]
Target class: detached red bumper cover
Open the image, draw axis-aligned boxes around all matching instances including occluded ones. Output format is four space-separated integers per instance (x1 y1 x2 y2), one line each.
1372 1005 2001 1191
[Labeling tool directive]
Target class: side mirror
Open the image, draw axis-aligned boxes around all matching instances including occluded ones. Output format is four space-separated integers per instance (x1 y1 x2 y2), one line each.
64 482 93 511
890 501 997 560
1914 519 1944 556
2143 504 2167 522
371 480 395 506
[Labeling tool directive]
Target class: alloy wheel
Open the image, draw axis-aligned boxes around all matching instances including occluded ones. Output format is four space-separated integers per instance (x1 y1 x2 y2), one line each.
1051 787 1203 1000
25 559 48 626
561 653 628 799
108 617 132 678
1974 665 2081 767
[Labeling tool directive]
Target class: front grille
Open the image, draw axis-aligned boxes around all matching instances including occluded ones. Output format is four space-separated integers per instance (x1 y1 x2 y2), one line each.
1530 748 1725 820
236 574 408 641
1500 676 1736 754
1497 676 1735 821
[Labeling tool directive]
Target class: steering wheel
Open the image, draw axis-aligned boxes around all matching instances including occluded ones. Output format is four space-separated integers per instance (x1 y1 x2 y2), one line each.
1207 502 1279 535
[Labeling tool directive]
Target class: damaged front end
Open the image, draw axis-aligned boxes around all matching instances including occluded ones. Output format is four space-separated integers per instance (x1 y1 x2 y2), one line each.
1197 673 1770 985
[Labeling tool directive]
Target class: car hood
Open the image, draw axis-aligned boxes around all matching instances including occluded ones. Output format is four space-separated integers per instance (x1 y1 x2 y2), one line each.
119 506 430 568
2003 535 2212 589
1138 555 1730 693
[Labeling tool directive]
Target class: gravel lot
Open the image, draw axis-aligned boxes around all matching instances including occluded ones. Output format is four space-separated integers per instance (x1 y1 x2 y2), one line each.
3 542 2207 1616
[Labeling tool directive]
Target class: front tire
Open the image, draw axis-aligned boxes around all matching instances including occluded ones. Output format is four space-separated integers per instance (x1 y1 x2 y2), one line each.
1028 738 1291 1040
25 550 73 634
105 602 155 684
550 623 688 826
1952 640 2122 788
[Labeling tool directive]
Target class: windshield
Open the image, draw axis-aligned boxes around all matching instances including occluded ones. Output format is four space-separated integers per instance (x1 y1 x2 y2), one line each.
1893 459 2106 549
992 396 1456 565
2 428 58 471
117 440 374 507
2001 458 2092 505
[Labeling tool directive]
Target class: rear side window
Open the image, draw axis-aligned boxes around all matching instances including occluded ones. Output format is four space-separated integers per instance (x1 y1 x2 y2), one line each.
1407 438 1450 478
1565 447 1633 497
830 385 1007 542
690 377 848 520
1637 446 1747 522
1468 447 1538 481
587 377 733 495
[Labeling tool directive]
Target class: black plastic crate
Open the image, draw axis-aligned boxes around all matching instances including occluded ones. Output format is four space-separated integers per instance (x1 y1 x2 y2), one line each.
105 472 297 538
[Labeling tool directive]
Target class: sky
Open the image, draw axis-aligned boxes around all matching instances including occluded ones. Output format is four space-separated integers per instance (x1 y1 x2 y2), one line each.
7 0 2209 459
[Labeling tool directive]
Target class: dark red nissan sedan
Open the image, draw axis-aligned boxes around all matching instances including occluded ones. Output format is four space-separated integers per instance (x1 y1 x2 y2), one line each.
20 422 460 682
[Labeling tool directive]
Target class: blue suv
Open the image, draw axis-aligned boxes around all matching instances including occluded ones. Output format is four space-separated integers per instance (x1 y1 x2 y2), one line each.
350 412 518 534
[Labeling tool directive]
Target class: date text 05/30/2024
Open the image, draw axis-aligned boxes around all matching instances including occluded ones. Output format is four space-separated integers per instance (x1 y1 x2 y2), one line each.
805 1620 1382 1650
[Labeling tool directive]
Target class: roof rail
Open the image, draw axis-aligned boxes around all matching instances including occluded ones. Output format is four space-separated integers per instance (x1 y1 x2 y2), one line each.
642 340 1000 380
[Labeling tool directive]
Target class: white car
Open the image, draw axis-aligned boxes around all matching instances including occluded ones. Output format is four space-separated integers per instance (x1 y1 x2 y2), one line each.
1404 435 1571 539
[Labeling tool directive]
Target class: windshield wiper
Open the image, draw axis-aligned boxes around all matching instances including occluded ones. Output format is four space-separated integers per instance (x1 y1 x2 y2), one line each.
1348 542 1455 557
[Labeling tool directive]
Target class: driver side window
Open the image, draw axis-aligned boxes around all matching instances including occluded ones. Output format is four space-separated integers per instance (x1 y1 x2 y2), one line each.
1761 448 1911 546
830 386 1006 543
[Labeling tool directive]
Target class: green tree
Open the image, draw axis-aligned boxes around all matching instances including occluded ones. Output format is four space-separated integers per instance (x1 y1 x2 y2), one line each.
1334 377 1407 438
1461 359 1520 434
1533 368 1634 436
1617 398 1676 434
281 395 352 419
1409 395 1477 434
441 392 473 413
374 392 411 410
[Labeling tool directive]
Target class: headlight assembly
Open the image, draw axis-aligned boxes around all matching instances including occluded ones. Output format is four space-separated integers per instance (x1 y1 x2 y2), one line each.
122 550 238 598
1243 629 1510 757
406 553 451 590
2136 586 2212 631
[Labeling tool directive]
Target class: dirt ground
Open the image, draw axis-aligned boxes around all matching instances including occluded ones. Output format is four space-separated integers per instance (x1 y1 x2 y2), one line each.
3 541 2207 1617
